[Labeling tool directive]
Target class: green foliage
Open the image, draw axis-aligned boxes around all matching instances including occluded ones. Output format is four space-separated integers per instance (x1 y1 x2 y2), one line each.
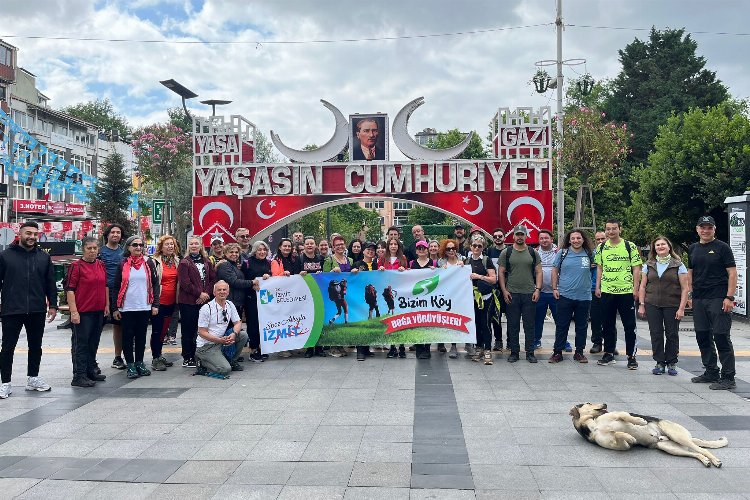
256 130 281 163
427 128 488 159
88 152 134 233
628 102 750 246
291 203 382 242
407 205 451 226
166 107 193 134
565 78 613 113
60 98 130 139
603 28 729 165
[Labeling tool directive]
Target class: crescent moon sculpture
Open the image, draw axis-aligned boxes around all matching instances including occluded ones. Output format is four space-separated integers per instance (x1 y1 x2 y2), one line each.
270 100 349 163
463 195 484 216
391 97 474 161
256 199 276 220
506 196 546 224
198 201 234 228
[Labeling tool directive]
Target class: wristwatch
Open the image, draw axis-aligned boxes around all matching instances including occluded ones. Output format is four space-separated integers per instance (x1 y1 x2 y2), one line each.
725 296 735 301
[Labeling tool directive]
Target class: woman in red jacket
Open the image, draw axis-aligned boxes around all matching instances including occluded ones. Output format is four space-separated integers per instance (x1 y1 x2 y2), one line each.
178 236 216 368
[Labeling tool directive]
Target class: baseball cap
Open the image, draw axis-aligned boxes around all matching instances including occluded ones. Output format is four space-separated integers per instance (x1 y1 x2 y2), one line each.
453 222 464 229
364 241 377 250
211 236 224 244
697 215 716 226
469 225 482 235
415 240 429 248
513 224 529 236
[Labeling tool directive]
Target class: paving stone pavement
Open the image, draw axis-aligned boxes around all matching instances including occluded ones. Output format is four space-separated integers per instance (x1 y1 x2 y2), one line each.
0 315 748 499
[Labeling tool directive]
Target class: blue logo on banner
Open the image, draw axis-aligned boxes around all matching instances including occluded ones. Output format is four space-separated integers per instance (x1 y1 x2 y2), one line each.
259 289 274 304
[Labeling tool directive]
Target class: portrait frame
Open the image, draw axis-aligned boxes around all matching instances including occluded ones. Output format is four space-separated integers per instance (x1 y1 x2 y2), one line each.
349 114 389 161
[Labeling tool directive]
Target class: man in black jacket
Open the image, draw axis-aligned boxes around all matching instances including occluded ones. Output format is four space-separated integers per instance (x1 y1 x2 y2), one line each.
0 221 58 398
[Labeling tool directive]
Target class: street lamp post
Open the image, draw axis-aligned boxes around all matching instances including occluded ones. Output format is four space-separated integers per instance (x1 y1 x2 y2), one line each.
200 99 232 117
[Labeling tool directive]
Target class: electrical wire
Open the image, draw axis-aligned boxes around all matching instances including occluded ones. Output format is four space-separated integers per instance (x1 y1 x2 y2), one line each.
567 24 750 37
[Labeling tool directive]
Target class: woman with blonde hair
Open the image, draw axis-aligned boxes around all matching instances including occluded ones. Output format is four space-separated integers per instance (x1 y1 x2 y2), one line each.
150 235 182 371
178 236 216 368
638 236 689 376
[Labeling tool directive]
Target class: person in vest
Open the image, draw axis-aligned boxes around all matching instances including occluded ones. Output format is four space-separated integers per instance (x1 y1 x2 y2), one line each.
638 236 689 376
0 222 58 398
498 225 542 363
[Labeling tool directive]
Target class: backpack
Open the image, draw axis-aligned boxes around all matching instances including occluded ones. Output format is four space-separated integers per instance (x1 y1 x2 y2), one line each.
503 247 538 280
327 280 339 301
597 240 634 264
365 284 376 301
556 246 594 276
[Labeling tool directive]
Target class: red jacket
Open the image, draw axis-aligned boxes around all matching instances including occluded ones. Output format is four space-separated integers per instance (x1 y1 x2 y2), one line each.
178 257 216 304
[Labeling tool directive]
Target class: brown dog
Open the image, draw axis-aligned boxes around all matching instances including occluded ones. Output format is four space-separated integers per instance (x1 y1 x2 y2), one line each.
570 403 728 467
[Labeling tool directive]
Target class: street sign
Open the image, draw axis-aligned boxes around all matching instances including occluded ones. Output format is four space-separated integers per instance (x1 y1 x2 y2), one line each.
152 200 173 224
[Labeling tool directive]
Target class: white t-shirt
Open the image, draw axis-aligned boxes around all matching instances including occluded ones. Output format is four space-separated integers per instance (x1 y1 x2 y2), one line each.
121 265 150 312
197 299 240 348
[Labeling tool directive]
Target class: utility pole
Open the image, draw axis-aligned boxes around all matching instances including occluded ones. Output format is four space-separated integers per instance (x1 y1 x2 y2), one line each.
555 0 565 245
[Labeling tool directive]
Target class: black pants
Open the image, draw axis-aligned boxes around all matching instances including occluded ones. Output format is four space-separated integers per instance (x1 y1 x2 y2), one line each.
71 311 104 377
554 296 590 353
150 304 175 359
0 313 46 383
692 297 735 380
121 310 151 364
644 304 680 365
589 292 605 346
179 304 202 361
505 293 536 353
474 301 491 350
601 293 637 356
245 296 261 352
489 291 504 344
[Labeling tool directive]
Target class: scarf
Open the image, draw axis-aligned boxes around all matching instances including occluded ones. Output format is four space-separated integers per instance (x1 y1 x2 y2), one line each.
162 254 176 268
655 254 671 264
117 256 154 308
190 252 206 283
189 252 204 264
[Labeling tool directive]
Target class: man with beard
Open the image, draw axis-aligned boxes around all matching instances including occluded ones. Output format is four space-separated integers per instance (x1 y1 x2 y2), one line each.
0 222 58 398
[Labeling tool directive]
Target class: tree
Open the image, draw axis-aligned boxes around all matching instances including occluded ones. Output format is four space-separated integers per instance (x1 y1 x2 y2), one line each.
61 98 129 139
427 128 488 159
89 152 133 233
628 102 750 247
131 124 192 235
407 205 451 226
603 28 729 165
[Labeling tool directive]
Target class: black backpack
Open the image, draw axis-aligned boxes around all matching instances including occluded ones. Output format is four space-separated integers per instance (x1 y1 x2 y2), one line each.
327 280 339 301
503 246 538 280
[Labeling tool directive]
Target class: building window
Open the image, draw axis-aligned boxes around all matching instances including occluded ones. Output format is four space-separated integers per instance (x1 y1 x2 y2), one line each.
0 45 11 66
393 202 413 211
364 201 384 210
393 216 409 226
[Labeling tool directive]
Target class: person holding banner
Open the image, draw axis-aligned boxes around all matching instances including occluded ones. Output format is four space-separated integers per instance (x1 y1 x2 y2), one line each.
244 241 272 362
324 235 354 273
196 280 247 377
438 239 466 358
353 241 380 361
376 241 387 268
301 236 325 274
215 243 255 321
410 240 438 360
382 238 408 359
271 238 305 358
318 239 331 259
178 236 216 368
468 235 497 365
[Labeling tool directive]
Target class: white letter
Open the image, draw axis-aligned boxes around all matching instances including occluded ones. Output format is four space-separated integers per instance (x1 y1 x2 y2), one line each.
346 165 364 193
195 168 215 196
510 162 528 190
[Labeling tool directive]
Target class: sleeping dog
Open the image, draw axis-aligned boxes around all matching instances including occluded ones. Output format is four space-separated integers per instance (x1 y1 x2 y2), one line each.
570 403 728 467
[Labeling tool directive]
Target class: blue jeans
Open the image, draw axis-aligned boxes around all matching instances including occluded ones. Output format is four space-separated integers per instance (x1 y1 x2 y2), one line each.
553 296 591 353
534 292 557 343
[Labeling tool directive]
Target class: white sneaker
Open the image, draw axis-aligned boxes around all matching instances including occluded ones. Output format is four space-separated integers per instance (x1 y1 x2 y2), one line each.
0 382 12 399
25 376 51 392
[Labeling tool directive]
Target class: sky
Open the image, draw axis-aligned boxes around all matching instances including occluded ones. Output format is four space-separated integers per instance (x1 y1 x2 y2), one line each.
2 0 749 160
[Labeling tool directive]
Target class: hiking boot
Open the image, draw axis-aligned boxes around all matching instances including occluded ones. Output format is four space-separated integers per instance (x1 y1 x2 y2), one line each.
152 358 168 371
507 352 519 363
0 383 11 399
160 357 174 367
87 372 106 382
71 376 95 388
483 350 493 365
526 352 538 363
448 344 458 359
363 347 374 357
25 376 51 392
691 373 719 384
135 362 151 376
667 364 678 376
573 351 588 363
230 362 244 371
169 337 177 345
112 356 126 369
437 343 447 353
709 379 736 391
548 352 564 363
387 346 398 358
564 341 573 352
627 356 638 370
492 340 503 352
126 363 139 379
417 351 431 360
249 352 264 362
305 348 315 358
357 350 365 361
471 349 483 362
465 344 476 358
408 345 416 351
589 344 602 354
597 353 616 366
316 348 327 357
613 349 620 356
261 354 269 360
94 362 102 375
652 363 665 375
398 345 406 358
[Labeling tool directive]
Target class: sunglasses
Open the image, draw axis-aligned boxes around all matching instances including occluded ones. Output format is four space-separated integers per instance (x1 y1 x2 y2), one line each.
222 309 228 323
446 247 456 251
130 243 144 247
237 234 250 238
493 235 504 239
471 244 483 248
417 246 427 250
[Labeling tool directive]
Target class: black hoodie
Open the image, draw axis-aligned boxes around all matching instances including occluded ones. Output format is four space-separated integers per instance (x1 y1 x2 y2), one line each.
0 242 58 316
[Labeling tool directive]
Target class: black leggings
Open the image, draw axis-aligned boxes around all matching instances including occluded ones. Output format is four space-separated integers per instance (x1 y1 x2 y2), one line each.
1 313 46 383
121 310 151 364
179 303 202 360
72 311 104 376
150 304 175 359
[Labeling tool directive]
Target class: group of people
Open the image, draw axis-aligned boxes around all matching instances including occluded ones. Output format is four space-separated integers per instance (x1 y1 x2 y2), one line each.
0 215 738 396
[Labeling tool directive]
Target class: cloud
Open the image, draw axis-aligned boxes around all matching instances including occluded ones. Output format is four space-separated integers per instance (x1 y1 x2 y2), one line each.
3 0 748 161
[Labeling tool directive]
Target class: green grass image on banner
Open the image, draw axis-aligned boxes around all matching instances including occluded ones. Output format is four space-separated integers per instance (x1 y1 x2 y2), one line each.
317 317 468 346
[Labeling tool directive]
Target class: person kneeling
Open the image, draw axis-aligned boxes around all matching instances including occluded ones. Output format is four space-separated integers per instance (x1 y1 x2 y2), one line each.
196 281 248 377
